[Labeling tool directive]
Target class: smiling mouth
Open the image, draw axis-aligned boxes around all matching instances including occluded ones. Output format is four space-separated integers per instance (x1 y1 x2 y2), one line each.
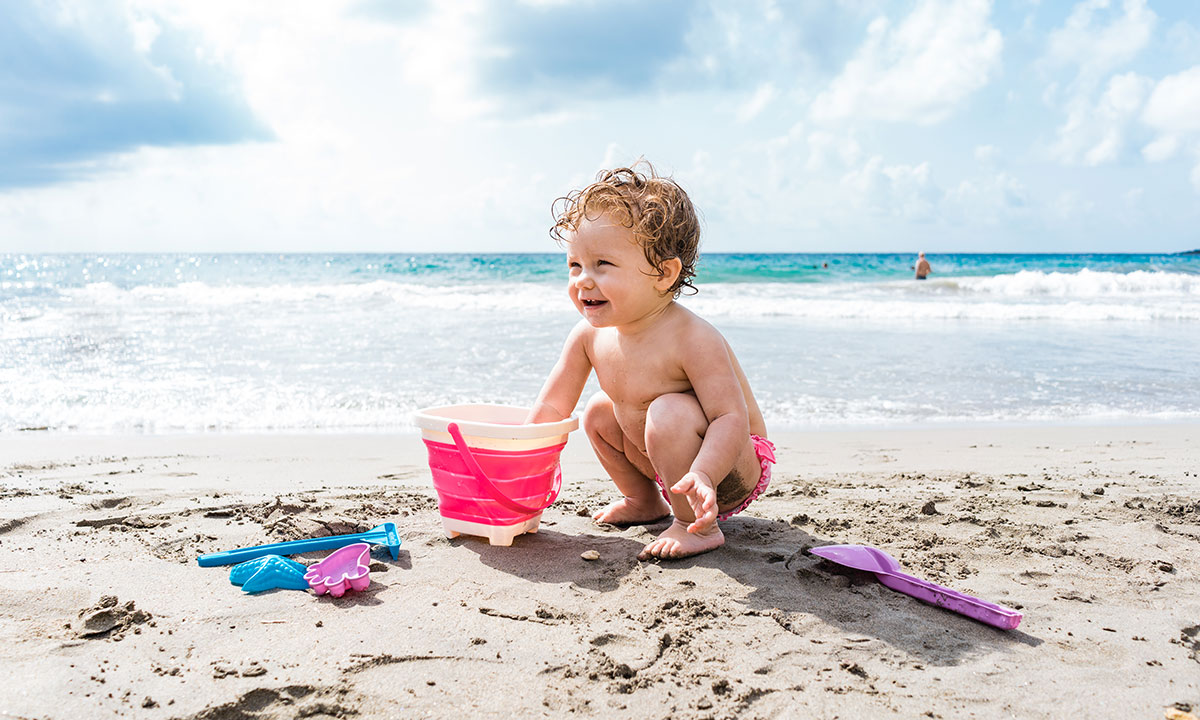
581 299 607 308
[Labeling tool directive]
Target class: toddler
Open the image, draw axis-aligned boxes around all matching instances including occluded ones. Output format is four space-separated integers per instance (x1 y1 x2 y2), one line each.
527 163 775 559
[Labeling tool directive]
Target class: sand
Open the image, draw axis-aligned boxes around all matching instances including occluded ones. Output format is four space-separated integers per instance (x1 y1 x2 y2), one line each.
0 424 1197 719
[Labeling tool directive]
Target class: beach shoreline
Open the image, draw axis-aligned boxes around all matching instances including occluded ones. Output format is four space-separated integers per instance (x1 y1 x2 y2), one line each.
7 253 1199 435
2 424 1197 718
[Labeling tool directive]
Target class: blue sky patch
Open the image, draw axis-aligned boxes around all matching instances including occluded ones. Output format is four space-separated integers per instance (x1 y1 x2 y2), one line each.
0 3 270 188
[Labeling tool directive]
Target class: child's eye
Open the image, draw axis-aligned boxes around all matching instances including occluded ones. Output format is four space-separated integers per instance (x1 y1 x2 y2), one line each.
568 261 581 268
597 260 612 266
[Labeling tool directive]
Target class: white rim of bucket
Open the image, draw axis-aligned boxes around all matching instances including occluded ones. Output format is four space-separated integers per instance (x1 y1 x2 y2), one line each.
413 404 579 440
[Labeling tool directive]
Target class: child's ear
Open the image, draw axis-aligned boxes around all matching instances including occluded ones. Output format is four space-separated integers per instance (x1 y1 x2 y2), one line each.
655 257 683 293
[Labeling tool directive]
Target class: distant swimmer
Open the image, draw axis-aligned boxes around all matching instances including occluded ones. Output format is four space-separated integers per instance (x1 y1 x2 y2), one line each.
914 252 931 280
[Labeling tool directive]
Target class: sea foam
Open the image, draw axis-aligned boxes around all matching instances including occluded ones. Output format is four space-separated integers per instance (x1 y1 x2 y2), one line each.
3 256 1198 433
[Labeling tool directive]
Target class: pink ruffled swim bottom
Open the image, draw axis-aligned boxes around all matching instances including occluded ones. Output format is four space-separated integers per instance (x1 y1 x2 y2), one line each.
654 434 777 522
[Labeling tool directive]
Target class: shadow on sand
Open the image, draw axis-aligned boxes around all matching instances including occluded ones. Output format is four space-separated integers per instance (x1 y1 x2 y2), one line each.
455 527 649 592
454 510 1041 666
669 515 1042 666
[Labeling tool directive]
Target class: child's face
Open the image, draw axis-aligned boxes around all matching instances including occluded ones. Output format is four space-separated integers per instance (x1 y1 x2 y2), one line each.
565 214 673 328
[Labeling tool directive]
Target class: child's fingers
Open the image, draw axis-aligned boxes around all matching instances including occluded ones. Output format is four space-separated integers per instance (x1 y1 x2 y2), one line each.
689 489 716 522
688 507 717 533
671 473 718 533
672 472 711 495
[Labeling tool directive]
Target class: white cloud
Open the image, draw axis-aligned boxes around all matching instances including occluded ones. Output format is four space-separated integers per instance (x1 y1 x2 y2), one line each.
1052 189 1096 222
1045 0 1156 87
4 0 1199 252
945 171 1028 225
974 144 1000 164
841 156 938 220
1041 1 1161 169
1040 80 1060 107
1141 134 1180 162
1142 65 1200 135
805 131 861 172
670 3 813 90
1166 20 1200 64
810 0 1002 125
1040 4 1200 195
1052 71 1152 165
147 1 494 128
737 83 777 123
127 10 161 54
1140 66 1200 192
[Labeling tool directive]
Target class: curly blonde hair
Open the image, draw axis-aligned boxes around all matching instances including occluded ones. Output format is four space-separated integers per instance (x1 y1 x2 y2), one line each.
550 161 700 297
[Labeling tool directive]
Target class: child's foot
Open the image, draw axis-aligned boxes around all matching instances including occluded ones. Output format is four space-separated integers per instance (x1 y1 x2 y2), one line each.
637 519 725 560
592 495 671 526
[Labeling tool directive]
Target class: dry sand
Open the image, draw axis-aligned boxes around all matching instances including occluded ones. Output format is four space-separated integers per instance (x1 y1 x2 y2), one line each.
0 425 1197 719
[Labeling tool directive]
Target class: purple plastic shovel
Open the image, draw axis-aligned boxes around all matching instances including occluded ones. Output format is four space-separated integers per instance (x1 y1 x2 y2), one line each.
809 544 1023 630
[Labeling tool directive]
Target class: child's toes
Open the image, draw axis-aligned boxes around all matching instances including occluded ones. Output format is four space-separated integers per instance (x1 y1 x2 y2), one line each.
639 538 678 560
638 540 663 559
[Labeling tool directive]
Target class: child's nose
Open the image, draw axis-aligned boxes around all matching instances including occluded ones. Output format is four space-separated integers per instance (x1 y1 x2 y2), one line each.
573 269 595 288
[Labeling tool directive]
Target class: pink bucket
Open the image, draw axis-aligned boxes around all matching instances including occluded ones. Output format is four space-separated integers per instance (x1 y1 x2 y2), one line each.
413 405 579 546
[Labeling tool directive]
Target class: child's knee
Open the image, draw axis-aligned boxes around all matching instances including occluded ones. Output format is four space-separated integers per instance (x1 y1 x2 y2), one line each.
582 392 617 436
645 393 706 444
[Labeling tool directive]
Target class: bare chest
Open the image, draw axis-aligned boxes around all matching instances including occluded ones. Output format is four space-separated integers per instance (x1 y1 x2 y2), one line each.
589 332 692 411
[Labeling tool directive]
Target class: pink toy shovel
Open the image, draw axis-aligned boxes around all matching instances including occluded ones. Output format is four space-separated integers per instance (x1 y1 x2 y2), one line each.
809 544 1023 630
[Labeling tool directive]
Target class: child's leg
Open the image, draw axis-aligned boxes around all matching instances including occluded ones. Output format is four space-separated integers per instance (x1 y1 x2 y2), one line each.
639 393 761 560
583 392 672 525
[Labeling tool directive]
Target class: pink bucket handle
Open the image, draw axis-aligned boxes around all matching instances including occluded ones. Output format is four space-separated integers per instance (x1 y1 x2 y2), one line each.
446 422 563 515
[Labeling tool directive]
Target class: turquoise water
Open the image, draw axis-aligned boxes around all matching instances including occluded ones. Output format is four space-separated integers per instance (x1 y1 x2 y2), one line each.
5 252 1194 286
2 252 1198 432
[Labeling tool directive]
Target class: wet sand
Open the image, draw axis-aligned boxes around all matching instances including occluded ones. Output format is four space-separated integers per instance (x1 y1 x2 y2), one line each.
0 425 1197 719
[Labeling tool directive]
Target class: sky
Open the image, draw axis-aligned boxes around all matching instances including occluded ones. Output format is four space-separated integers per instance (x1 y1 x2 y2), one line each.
1 0 1199 254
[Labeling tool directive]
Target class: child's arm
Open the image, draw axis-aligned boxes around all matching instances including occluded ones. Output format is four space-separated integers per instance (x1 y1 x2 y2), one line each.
671 327 751 531
526 321 593 423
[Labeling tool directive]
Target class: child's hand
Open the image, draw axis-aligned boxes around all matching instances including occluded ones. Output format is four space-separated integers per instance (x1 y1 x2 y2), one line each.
671 471 718 533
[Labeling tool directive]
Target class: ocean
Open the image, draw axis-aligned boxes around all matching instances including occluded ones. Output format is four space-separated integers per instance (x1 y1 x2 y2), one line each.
2 252 1197 433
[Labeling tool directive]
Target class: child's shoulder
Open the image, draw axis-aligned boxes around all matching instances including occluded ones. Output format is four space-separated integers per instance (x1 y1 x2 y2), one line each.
670 302 717 329
666 303 727 345
567 318 596 342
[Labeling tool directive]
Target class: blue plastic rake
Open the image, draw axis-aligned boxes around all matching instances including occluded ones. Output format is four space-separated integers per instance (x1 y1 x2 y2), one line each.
196 522 401 567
